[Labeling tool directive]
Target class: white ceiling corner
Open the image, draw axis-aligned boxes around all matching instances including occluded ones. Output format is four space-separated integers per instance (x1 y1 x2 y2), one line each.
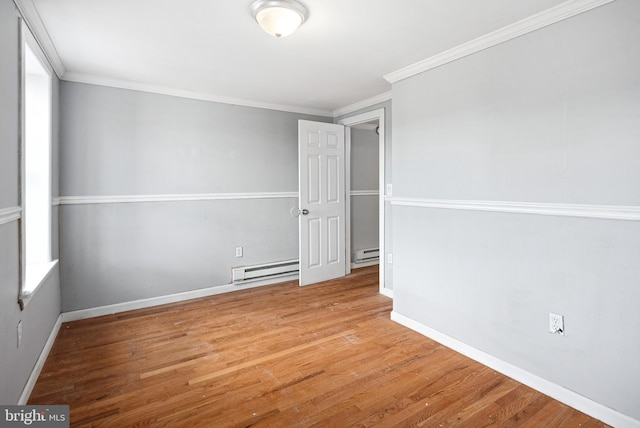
332 91 392 118
62 71 334 117
21 0 609 115
384 0 617 84
13 0 66 78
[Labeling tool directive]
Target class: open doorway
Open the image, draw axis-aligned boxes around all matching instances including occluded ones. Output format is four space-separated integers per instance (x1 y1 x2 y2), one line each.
349 121 379 268
339 109 389 297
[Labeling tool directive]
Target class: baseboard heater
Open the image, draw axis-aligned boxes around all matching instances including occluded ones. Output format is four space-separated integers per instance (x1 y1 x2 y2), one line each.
354 247 379 263
232 259 299 284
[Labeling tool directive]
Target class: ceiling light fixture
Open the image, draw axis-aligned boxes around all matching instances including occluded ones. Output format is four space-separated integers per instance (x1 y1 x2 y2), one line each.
251 0 308 38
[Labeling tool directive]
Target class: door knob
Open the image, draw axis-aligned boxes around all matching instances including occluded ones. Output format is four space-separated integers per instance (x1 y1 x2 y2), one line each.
289 207 310 217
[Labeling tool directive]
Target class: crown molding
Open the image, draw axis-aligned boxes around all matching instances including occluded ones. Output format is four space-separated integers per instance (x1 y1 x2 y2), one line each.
384 0 616 84
0 206 21 226
332 91 392 118
56 192 298 205
390 198 640 222
62 72 333 117
13 0 66 78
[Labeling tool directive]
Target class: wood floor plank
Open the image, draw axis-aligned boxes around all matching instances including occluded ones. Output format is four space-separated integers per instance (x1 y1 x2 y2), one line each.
187 329 356 385
28 266 609 427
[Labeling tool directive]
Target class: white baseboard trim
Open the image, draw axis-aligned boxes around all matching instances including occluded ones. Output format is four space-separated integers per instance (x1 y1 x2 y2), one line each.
18 314 63 405
390 311 640 428
379 288 393 299
351 260 380 269
62 274 299 322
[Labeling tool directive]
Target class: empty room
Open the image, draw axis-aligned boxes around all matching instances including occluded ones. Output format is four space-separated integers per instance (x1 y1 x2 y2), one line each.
1 0 639 426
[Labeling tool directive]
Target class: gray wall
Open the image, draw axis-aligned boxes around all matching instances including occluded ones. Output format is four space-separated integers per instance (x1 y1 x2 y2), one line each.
336 100 393 289
350 127 379 257
0 1 61 404
59 82 331 311
392 0 640 421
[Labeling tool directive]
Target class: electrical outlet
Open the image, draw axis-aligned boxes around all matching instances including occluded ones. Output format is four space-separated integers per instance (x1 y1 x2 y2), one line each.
235 246 243 258
386 184 393 196
17 320 23 347
549 313 564 335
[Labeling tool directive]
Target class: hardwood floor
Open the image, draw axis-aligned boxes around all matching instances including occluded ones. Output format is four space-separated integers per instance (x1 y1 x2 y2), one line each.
29 266 607 427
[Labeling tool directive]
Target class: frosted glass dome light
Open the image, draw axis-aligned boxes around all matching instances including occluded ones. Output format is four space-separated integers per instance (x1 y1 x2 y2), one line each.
251 0 308 38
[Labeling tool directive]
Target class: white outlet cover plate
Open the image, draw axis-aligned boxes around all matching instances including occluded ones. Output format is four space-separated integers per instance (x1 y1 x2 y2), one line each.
549 312 564 335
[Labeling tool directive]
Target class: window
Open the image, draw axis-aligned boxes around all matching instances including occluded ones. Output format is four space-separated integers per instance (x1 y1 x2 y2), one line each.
19 21 56 306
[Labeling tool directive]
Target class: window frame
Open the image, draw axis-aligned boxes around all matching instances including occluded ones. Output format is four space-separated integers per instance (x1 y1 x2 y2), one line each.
18 19 57 309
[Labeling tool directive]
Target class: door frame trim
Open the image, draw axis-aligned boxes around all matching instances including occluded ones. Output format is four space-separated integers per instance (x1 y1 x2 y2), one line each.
339 108 388 296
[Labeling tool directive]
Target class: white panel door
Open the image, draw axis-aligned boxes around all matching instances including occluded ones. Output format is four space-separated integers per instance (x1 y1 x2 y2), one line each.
298 120 346 286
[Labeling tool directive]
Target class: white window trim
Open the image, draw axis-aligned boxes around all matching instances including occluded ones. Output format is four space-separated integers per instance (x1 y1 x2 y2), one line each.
18 18 57 309
20 260 59 307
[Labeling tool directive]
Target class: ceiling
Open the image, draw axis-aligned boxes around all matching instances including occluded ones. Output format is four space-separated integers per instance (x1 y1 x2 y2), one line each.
29 0 563 116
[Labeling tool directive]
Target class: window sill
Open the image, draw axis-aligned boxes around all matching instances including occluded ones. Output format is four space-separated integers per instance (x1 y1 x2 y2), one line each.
21 259 59 308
